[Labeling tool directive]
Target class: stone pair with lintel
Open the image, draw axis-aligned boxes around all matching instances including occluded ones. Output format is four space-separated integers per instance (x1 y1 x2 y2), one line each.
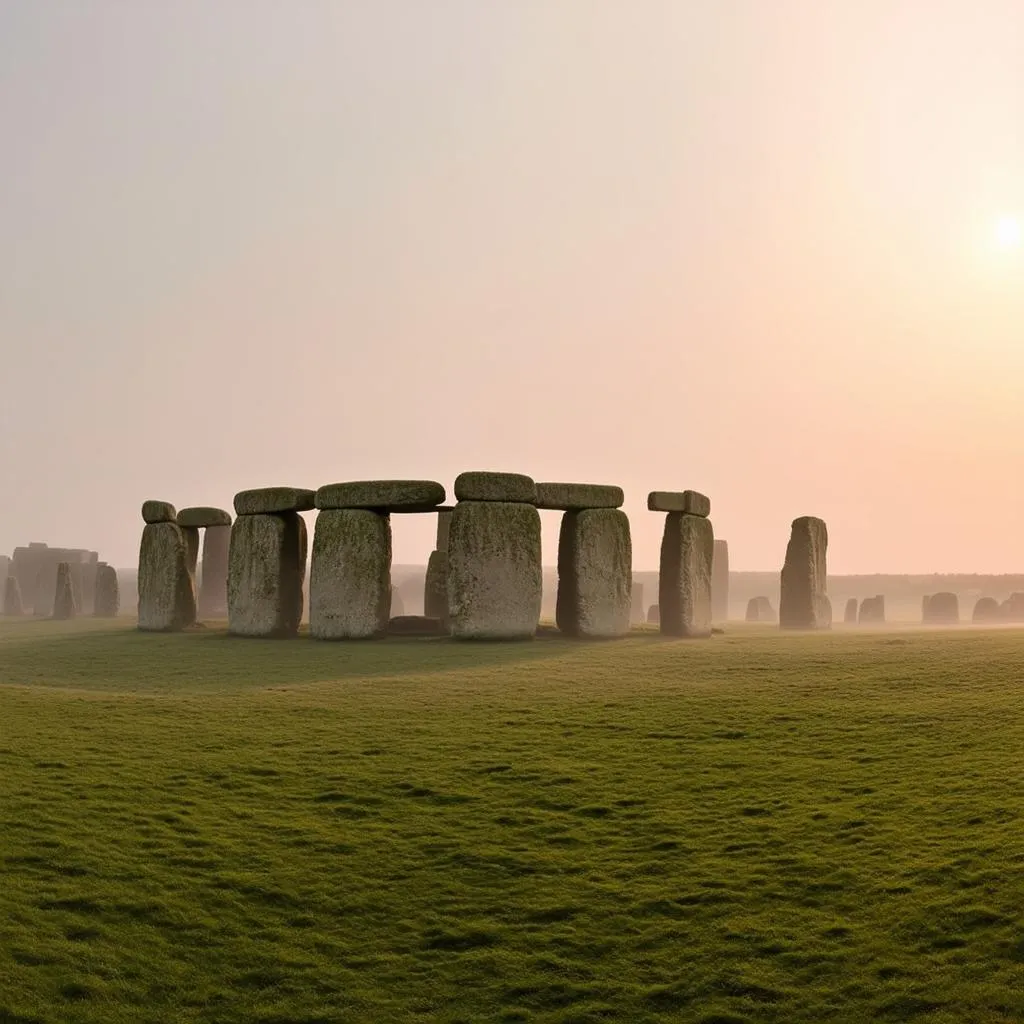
650 490 714 638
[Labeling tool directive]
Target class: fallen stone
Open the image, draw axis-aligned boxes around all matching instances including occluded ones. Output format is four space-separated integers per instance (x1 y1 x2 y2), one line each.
52 562 78 620
423 550 449 624
647 491 711 517
309 509 391 639
447 501 542 639
3 576 24 616
453 472 537 504
233 487 315 516
315 480 445 511
142 500 177 524
138 522 196 631
844 597 858 623
647 604 660 625
712 539 729 623
535 483 624 511
387 615 447 637
93 565 120 617
973 596 1002 623
555 508 631 638
227 513 306 637
198 525 230 619
659 513 714 637
177 506 232 528
779 516 829 629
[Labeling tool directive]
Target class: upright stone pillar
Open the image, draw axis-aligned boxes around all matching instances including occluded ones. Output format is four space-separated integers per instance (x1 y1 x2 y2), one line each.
844 597 858 623
779 516 829 630
52 562 78 620
228 488 313 638
423 506 454 626
448 472 542 639
711 539 729 624
630 580 644 624
650 490 714 638
138 501 197 631
94 564 120 618
178 508 233 620
3 576 24 616
81 553 99 615
924 592 959 625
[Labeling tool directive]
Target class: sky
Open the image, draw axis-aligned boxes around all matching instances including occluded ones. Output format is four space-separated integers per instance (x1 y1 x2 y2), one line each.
1 0 1023 573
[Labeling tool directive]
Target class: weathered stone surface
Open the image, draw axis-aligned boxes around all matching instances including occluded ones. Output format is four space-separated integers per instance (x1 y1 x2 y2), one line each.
711 539 729 623
555 509 631 638
227 513 305 637
233 487 315 516
315 480 445 511
309 509 391 640
138 522 196 631
387 615 447 637
454 472 537 504
52 562 78 620
94 565 120 617
779 516 829 630
3 576 24 616
630 581 644 624
659 513 714 637
535 483 624 511
858 595 885 624
177 506 232 528
390 585 405 618
973 596 1002 623
424 550 449 624
745 595 776 623
844 597 858 623
647 491 711 517
447 501 542 639
142 500 177 524
436 509 454 551
647 604 660 624
925 591 959 625
181 526 201 578
196 525 230 618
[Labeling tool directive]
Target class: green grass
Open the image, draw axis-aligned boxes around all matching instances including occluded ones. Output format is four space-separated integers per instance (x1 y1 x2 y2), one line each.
2 619 1024 1023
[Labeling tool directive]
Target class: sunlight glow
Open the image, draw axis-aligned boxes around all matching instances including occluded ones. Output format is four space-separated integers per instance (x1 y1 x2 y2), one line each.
993 215 1022 250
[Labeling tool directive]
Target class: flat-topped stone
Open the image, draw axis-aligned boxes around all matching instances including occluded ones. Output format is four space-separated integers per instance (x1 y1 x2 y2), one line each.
234 487 315 515
454 471 537 504
142 500 177 524
535 482 624 511
647 491 711 517
177 506 232 528
315 480 445 511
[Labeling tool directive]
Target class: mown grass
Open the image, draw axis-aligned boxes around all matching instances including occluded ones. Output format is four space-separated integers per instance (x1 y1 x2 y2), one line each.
2 619 1024 1023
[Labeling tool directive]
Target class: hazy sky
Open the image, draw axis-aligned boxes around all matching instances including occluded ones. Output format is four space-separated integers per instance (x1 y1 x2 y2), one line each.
2 1 1023 573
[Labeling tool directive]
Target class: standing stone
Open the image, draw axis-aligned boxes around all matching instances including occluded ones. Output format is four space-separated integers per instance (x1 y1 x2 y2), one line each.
93 564 120 617
630 580 644 624
647 604 660 625
926 592 960 625
844 597 858 623
198 525 231 619
138 522 197 631
746 597 761 622
711 539 729 624
228 512 306 638
859 595 885 624
555 508 631 638
52 562 78 620
309 509 391 640
973 597 1002 623
746 596 777 623
779 516 829 630
447 501 542 639
1006 592 1024 622
658 512 714 638
436 508 454 551
3 576 24 616
423 550 449 625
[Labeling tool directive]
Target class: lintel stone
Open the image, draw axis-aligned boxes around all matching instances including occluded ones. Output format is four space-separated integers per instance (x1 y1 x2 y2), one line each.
234 487 315 515
315 480 445 511
142 500 177 524
647 490 711 517
177 506 232 528
535 482 624 511
454 471 537 504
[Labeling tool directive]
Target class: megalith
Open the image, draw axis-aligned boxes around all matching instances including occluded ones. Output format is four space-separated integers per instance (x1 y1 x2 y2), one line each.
858 595 885 624
926 592 959 625
448 473 542 639
647 603 660 624
746 597 761 622
138 515 196 632
973 597 1002 623
1006 592 1024 622
423 550 450 625
779 516 829 630
655 492 714 638
711 539 729 624
630 580 644 624
555 508 631 638
52 562 78 620
94 564 120 618
746 596 776 623
3 576 24 616
390 585 405 618
844 597 858 623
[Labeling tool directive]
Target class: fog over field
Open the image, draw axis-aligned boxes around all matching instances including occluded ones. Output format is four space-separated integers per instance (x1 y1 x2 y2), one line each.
2 1 1023 574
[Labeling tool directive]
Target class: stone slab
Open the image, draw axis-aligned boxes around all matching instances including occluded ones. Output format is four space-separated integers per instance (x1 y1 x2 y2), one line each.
309 509 392 639
233 487 315 516
177 506 232 528
138 522 196 631
315 480 445 511
659 512 714 637
647 491 711 517
94 565 120 618
844 597 858 623
535 482 624 511
447 501 542 639
779 516 829 629
454 471 537 504
555 508 631 638
142 500 177 524
424 549 450 625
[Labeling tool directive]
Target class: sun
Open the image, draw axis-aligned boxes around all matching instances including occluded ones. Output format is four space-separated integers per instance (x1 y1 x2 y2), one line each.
994 215 1022 250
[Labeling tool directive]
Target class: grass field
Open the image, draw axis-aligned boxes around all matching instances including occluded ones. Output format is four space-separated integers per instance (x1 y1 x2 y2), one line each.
3 619 1024 1023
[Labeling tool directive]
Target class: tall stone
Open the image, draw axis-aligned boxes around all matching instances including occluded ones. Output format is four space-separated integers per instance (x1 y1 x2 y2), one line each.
447 500 542 639
198 525 231 619
94 564 120 618
228 512 306 638
658 512 714 638
973 597 1002 623
1006 592 1024 622
925 592 959 625
859 595 885 624
555 508 631 638
630 580 644 624
746 597 761 622
52 562 78 620
711 539 729 623
844 597 858 623
138 522 196 631
779 516 829 630
423 550 449 625
647 604 660 624
3 576 24 616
